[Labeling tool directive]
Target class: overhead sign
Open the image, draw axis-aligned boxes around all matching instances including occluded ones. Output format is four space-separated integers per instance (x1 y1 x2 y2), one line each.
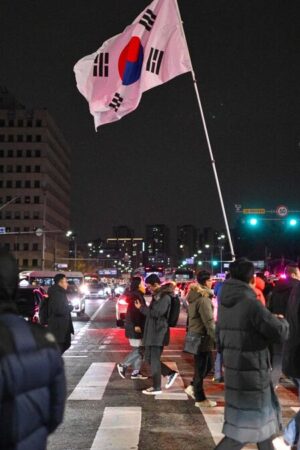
242 209 265 215
0 227 6 234
276 205 288 217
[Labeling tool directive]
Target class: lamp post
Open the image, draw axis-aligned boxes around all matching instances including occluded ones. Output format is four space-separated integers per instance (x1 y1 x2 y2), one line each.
217 234 226 273
42 189 47 270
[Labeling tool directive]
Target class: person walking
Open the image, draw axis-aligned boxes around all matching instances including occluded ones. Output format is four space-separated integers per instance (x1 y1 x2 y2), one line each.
282 281 300 449
135 274 178 395
0 249 66 450
117 276 147 380
268 263 300 387
47 273 74 354
216 258 289 450
184 270 217 407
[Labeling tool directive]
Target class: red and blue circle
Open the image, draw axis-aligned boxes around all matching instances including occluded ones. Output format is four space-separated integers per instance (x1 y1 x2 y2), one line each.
118 37 144 86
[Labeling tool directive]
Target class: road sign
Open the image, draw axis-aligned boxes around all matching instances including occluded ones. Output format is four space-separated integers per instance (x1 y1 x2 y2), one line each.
276 205 288 217
0 227 6 234
35 227 43 237
242 208 265 215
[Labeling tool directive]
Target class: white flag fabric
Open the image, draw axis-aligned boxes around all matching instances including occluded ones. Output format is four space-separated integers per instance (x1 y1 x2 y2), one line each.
74 0 192 129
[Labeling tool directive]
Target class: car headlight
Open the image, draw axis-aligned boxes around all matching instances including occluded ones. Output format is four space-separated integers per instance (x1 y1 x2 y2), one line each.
80 285 89 295
98 289 104 295
71 297 80 306
115 286 124 295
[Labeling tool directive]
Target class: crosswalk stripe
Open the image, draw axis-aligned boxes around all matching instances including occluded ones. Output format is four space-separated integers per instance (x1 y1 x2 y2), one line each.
68 362 115 400
90 406 141 450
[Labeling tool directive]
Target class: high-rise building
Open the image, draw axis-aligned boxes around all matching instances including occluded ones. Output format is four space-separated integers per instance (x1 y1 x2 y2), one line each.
177 224 197 263
0 87 71 269
145 224 169 265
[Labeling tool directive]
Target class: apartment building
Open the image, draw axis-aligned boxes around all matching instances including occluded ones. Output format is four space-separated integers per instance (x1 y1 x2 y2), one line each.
0 87 71 269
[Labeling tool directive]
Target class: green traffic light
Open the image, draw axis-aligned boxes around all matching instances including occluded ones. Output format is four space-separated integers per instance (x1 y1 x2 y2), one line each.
249 217 258 226
212 260 218 266
289 218 297 226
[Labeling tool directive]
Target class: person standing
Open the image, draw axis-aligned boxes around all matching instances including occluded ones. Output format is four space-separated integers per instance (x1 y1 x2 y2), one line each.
48 273 74 354
282 282 300 449
0 249 66 450
184 270 216 407
216 258 289 450
135 274 178 395
267 264 300 387
117 276 147 380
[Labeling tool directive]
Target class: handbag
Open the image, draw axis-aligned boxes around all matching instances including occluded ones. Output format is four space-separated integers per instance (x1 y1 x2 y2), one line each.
183 331 203 355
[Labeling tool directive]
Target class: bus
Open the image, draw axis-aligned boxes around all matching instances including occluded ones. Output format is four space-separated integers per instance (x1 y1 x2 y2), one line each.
172 268 195 282
19 270 85 290
132 266 165 281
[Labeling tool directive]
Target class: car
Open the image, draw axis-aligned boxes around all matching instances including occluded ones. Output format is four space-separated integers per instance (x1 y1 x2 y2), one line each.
67 284 85 317
85 282 110 299
115 294 129 327
16 286 44 323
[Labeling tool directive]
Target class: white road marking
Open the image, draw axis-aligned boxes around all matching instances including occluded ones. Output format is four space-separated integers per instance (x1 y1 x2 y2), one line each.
200 406 224 445
63 355 88 358
91 407 141 450
91 299 110 321
68 362 115 400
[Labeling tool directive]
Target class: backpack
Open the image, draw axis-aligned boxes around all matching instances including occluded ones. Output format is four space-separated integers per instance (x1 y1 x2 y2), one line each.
168 294 181 327
39 296 49 325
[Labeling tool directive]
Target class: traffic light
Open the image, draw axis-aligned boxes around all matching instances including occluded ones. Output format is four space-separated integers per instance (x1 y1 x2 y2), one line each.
212 260 218 267
288 218 298 227
248 217 258 226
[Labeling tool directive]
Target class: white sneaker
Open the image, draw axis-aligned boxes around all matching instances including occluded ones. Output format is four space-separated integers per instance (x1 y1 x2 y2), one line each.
195 399 217 408
142 387 162 395
185 385 195 399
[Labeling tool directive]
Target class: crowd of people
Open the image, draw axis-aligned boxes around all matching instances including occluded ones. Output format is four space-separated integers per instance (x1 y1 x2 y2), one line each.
0 247 300 449
117 259 300 450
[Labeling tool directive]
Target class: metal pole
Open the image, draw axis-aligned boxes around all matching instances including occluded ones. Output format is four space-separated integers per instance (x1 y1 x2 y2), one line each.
42 190 47 270
174 0 235 259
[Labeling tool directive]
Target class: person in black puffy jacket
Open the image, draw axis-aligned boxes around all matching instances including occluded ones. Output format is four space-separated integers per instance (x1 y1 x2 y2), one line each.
216 258 289 450
0 248 66 450
117 277 147 380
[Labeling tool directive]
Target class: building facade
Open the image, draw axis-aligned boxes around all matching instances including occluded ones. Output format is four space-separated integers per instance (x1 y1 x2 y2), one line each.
0 88 71 269
145 224 169 265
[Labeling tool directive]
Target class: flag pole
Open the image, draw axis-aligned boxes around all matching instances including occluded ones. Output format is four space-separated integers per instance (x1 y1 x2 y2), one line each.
174 0 235 260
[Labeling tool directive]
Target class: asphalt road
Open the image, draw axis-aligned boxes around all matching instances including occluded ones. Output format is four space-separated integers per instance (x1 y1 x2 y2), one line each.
47 297 299 450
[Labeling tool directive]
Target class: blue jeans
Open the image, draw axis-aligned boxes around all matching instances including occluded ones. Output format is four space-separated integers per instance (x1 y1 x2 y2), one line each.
122 346 143 371
214 351 223 379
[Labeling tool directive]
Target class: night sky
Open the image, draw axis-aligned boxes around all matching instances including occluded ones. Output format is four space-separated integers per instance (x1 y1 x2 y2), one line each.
1 0 299 247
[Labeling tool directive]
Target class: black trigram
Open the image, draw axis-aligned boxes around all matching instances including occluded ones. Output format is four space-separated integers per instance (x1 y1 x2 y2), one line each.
139 9 156 31
146 48 164 75
93 53 109 77
109 93 123 112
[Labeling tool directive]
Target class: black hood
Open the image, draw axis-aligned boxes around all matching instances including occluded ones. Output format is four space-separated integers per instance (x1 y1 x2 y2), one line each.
220 278 256 308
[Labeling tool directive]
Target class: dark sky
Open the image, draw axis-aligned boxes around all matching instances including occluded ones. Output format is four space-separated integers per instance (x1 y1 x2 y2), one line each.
1 0 299 246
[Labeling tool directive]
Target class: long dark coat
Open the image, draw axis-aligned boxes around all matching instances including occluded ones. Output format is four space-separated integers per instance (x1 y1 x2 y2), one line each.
141 284 173 347
219 278 289 443
124 290 146 339
47 284 74 348
282 282 300 378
